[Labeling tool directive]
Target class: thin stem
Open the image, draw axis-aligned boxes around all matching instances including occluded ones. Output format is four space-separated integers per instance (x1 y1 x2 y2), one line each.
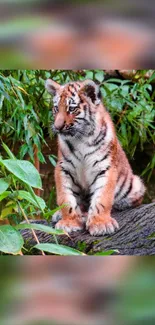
33 145 41 197
17 201 45 256
1 168 10 225
116 104 128 127
53 235 59 245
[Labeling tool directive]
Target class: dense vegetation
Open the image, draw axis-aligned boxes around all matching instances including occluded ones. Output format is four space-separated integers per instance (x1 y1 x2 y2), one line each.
0 69 155 255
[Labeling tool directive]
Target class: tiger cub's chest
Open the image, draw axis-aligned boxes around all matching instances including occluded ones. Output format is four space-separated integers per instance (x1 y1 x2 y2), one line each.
60 137 110 190
75 157 93 189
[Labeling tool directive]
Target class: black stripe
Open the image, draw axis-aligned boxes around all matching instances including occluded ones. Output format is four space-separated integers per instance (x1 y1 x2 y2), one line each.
88 107 94 124
84 191 94 200
90 167 110 186
75 117 90 125
65 140 81 161
96 206 100 214
83 109 87 119
61 167 79 188
61 150 75 169
99 203 105 210
87 108 96 136
92 186 103 193
73 190 80 196
93 124 107 146
121 178 133 200
93 130 102 143
85 125 107 150
92 152 109 167
94 133 107 146
94 136 105 147
84 141 105 159
65 140 74 152
64 186 80 197
75 111 81 116
98 89 102 99
115 174 128 199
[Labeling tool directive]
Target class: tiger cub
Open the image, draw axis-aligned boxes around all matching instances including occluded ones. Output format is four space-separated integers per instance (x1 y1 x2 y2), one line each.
45 78 145 236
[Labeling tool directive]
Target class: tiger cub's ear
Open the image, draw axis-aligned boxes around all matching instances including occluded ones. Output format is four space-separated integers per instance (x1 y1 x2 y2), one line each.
45 79 61 95
80 79 101 105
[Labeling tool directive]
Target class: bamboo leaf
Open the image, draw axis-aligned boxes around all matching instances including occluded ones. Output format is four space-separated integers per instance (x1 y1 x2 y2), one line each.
0 225 24 255
1 159 42 189
0 178 9 195
15 223 65 236
35 243 86 256
17 190 46 210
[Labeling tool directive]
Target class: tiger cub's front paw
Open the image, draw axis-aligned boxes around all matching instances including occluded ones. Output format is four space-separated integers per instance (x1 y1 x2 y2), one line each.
86 215 119 236
55 217 84 233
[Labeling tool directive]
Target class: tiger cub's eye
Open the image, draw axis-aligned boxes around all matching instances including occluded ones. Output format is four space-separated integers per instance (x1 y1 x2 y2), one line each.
68 106 78 113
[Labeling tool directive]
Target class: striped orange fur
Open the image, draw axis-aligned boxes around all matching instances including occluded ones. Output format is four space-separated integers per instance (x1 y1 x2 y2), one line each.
45 78 145 236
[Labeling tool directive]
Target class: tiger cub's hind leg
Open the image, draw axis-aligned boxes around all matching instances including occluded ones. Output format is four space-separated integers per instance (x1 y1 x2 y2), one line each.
114 175 145 211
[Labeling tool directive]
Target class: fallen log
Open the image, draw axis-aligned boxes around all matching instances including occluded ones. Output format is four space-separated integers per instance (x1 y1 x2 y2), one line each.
22 203 155 255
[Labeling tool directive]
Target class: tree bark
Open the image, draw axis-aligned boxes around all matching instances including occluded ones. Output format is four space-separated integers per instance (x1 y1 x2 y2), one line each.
22 203 155 255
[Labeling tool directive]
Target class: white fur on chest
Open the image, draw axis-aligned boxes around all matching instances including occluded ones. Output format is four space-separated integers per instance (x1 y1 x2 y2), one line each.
59 135 111 190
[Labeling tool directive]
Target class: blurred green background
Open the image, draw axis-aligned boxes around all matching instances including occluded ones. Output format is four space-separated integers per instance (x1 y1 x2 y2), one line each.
0 257 155 325
0 0 155 68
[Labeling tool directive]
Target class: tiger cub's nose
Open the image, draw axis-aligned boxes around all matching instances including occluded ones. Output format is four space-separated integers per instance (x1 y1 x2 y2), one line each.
54 113 65 131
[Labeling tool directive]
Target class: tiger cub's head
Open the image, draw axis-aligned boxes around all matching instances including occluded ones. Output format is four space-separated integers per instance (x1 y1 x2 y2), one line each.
45 79 102 137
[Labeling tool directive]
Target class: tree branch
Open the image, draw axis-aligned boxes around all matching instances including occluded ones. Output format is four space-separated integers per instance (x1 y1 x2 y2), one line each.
21 203 155 255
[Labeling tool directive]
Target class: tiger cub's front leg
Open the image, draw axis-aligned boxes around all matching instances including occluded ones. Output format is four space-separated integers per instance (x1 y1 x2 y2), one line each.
86 167 119 236
55 165 84 233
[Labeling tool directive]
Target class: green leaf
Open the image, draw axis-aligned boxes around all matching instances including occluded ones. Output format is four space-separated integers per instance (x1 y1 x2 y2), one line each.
0 178 9 194
15 223 65 235
0 206 14 219
2 142 16 159
25 184 44 212
37 151 46 164
0 191 11 202
94 250 119 256
85 70 94 79
49 155 57 167
17 190 46 210
1 159 42 189
0 225 24 255
19 143 29 159
106 78 124 84
0 79 4 90
95 71 104 83
1 91 10 101
148 71 155 83
35 243 86 256
44 204 67 218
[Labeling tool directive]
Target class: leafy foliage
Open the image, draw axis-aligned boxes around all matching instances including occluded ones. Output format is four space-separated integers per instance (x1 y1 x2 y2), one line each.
0 69 154 178
1 143 114 256
0 69 155 254
0 144 86 255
